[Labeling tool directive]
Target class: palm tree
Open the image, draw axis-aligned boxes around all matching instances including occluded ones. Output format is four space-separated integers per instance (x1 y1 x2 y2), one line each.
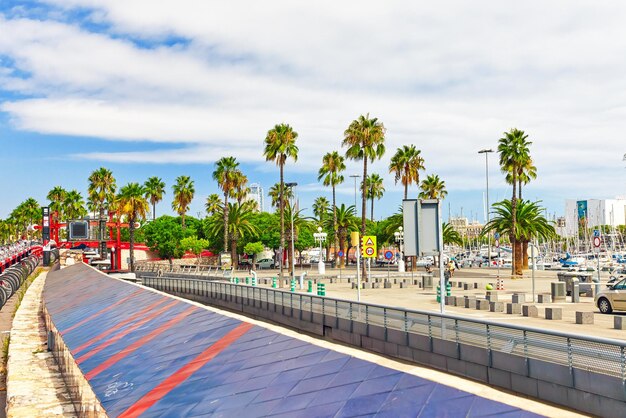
498 128 532 276
143 177 166 221
325 204 359 268
318 151 346 266
389 145 425 199
364 173 385 221
418 174 448 200
343 114 385 279
88 167 117 215
206 201 259 269
117 183 149 272
205 193 222 216
63 190 87 221
171 175 195 228
233 171 249 205
483 199 555 269
264 123 299 280
312 197 330 223
442 222 463 246
47 186 67 219
213 157 242 252
268 183 294 209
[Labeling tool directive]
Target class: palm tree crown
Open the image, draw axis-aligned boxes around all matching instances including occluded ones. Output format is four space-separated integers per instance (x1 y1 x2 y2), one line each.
47 186 67 219
418 174 448 200
389 145 424 199
88 167 116 213
171 176 195 228
364 173 385 221
143 177 166 221
318 150 345 265
117 183 149 272
205 193 222 216
213 156 243 252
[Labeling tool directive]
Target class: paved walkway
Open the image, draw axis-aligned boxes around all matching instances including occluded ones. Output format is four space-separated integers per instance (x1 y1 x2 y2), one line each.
5 272 76 417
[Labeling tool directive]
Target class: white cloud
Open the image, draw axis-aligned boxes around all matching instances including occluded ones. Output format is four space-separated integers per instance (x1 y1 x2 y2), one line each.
1 1 626 207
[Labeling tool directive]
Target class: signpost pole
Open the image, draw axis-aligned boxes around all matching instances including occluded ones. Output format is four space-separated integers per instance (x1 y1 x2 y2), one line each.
356 244 361 302
531 241 536 303
594 230 601 289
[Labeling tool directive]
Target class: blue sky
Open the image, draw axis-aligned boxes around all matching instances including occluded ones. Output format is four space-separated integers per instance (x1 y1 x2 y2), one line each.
1 1 626 223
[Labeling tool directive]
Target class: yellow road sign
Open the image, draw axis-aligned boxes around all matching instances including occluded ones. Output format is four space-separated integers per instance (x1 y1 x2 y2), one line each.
361 235 377 258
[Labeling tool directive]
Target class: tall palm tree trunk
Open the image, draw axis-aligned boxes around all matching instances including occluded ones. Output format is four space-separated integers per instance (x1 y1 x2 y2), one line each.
362 158 368 281
522 241 529 270
370 198 374 222
404 180 408 200
230 237 238 269
279 164 285 284
511 173 519 276
223 193 229 253
333 186 339 268
152 201 156 221
129 218 135 273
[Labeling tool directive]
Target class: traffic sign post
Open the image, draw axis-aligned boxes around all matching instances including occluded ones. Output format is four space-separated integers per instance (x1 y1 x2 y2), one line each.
384 250 393 281
361 236 377 258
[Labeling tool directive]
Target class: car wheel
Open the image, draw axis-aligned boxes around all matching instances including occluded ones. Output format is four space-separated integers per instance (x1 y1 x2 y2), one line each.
598 298 613 314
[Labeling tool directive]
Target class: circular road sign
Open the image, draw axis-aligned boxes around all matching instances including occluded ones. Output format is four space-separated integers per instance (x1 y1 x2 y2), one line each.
365 247 375 256
384 250 393 260
495 239 500 249
494 232 500 239
593 236 601 248
338 250 344 257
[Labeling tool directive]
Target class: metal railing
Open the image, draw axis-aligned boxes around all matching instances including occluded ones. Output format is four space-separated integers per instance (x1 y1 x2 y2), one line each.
142 276 626 380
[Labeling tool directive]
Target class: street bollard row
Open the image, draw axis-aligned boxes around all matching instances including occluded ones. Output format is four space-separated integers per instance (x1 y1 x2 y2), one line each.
0 254 41 309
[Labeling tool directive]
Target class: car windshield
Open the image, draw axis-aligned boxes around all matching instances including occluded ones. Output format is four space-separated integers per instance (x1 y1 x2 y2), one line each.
613 279 626 290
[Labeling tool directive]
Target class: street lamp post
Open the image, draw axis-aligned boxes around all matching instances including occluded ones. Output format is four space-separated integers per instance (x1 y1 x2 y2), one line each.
285 182 298 283
349 174 360 210
394 226 405 272
313 226 327 274
478 149 494 266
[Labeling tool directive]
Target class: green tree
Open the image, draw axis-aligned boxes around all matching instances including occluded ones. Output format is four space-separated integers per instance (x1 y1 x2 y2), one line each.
63 190 87 221
284 201 313 272
46 186 67 220
364 173 385 221
324 204 359 268
418 174 448 199
171 175 195 228
144 177 166 221
143 216 187 264
498 128 532 276
88 167 117 214
318 151 346 265
213 157 242 253
443 222 462 246
389 145 424 199
205 193 222 216
205 201 259 269
312 197 330 223
117 183 149 272
268 183 294 209
180 236 210 265
264 123 299 280
243 241 265 269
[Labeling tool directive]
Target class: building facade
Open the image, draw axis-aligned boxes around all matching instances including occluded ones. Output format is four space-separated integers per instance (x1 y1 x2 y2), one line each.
247 183 264 212
559 198 626 237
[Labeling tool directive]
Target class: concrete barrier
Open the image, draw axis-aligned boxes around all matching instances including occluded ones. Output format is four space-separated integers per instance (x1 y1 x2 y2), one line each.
522 305 538 318
506 303 521 315
475 299 489 310
551 282 566 302
537 294 551 304
464 296 476 309
546 307 562 320
575 312 594 325
512 293 526 304
614 316 626 330
490 301 504 312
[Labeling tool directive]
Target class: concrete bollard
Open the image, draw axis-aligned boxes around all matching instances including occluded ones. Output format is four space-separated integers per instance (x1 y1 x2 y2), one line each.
400 282 407 288
474 282 479 289
551 282 566 302
486 291 499 302
463 283 471 290
576 311 594 325
384 281 392 289
512 293 526 304
614 316 626 330
458 281 464 288
464 296 476 309
545 307 562 320
522 305 538 317
422 275 433 289
454 296 465 306
506 303 521 314
352 282 358 289
475 299 489 310
445 295 455 306
490 301 504 312
571 284 580 303
537 294 551 304
373 282 381 289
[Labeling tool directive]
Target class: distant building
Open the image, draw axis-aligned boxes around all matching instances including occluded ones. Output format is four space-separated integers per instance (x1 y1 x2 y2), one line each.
449 217 484 238
560 198 626 237
247 183 264 212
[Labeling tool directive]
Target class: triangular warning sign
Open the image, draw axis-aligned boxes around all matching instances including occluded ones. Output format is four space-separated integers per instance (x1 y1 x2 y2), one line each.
365 237 374 246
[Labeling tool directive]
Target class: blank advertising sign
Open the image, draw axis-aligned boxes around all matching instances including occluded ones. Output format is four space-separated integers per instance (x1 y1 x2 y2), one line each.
419 200 440 256
402 199 418 256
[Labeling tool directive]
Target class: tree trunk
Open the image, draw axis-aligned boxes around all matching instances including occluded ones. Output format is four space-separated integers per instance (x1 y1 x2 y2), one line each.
333 186 338 268
339 233 346 268
514 240 523 276
404 179 408 200
370 198 374 222
362 158 368 281
511 172 518 277
231 237 238 269
129 215 135 272
279 163 285 285
152 201 156 221
522 240 529 270
223 192 229 253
